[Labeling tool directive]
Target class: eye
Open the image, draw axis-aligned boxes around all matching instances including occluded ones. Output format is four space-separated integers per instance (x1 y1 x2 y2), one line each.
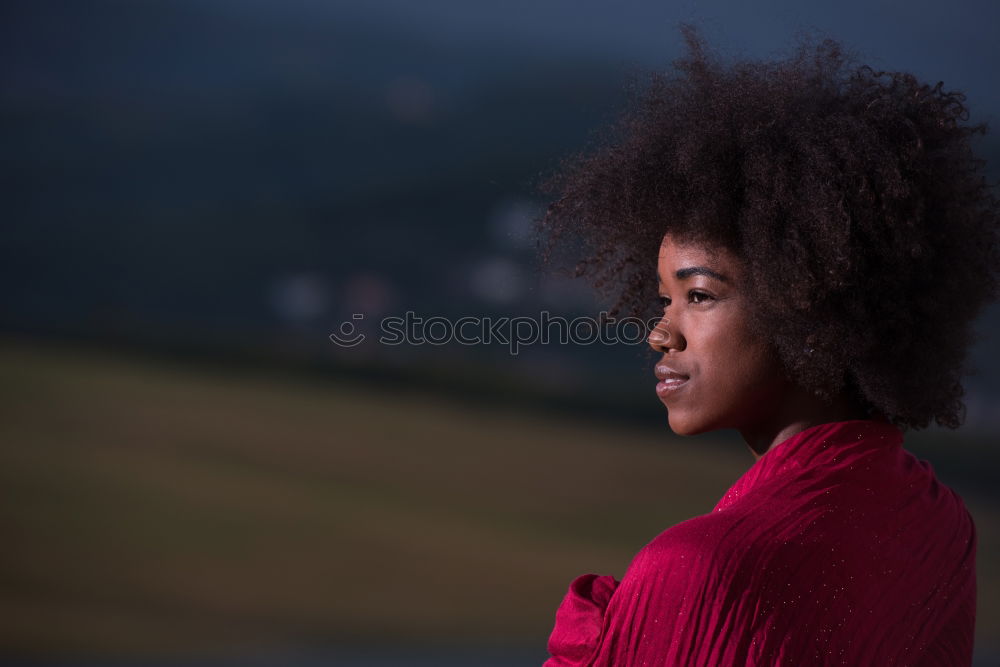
658 291 714 309
689 290 714 304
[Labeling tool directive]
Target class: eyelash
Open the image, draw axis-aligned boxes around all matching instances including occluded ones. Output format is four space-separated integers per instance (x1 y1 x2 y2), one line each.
658 291 713 309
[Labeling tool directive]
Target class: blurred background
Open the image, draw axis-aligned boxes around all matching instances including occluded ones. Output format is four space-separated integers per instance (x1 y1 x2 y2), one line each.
2 0 999 665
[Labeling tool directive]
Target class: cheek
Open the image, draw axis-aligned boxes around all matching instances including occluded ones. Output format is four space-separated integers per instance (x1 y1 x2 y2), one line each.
702 322 781 395
731 343 777 383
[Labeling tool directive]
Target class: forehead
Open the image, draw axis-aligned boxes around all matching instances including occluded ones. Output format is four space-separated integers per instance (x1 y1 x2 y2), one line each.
657 235 741 279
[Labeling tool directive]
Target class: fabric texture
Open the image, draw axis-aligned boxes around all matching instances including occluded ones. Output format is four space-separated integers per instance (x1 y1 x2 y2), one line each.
543 419 977 666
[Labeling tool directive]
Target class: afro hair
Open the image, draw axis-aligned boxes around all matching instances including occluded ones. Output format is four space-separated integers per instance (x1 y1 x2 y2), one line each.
535 26 1000 431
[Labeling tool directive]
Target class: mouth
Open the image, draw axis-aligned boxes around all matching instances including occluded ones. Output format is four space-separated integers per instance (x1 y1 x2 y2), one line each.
654 364 690 398
655 376 689 397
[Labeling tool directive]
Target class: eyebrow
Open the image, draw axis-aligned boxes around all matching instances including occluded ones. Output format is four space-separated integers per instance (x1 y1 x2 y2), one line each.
658 266 731 284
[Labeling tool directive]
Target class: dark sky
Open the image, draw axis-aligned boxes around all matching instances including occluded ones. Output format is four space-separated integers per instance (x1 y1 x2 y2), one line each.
230 0 1000 123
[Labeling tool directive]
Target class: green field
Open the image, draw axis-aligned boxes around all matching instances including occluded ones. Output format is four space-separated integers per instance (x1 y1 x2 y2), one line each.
1 338 997 658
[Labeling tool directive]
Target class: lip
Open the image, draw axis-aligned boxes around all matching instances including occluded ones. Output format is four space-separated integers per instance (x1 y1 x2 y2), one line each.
655 377 689 397
654 364 690 398
654 364 689 382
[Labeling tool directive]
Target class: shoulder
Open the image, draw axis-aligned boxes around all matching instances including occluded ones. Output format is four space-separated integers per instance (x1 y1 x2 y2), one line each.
637 494 814 564
600 508 814 663
620 507 781 598
622 488 860 599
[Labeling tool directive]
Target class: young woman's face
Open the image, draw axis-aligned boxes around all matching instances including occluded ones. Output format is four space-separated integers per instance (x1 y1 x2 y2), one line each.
648 234 792 436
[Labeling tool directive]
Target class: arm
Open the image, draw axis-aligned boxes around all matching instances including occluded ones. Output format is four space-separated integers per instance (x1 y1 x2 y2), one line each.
543 573 619 667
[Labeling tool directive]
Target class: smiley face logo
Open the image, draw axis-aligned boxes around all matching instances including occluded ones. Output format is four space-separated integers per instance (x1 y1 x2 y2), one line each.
329 313 366 347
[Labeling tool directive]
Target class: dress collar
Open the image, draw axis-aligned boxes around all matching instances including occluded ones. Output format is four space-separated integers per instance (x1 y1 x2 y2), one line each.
713 419 904 512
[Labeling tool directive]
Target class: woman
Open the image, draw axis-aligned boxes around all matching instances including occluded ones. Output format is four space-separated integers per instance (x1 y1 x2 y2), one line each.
534 28 998 666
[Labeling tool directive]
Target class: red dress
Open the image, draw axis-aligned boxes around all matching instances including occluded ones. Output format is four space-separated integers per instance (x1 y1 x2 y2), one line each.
543 419 976 666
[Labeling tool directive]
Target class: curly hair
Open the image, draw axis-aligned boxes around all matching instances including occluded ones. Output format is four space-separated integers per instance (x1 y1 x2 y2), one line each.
534 26 1000 431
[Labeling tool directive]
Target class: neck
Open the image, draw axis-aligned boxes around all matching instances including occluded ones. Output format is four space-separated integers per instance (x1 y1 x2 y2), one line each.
740 390 871 461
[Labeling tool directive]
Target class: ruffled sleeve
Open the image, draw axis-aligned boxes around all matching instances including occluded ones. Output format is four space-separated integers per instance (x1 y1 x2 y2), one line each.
543 573 619 667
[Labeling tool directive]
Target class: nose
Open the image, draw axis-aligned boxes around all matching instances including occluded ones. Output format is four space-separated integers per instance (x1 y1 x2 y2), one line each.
647 316 673 353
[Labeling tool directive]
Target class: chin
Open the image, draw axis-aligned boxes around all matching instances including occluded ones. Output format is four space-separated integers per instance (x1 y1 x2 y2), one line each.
667 410 719 437
667 412 699 437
